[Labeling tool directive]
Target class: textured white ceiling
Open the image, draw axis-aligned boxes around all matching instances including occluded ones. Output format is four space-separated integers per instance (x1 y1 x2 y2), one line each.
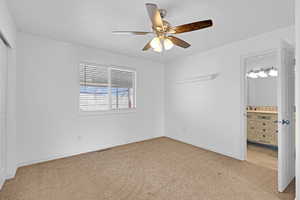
8 0 294 63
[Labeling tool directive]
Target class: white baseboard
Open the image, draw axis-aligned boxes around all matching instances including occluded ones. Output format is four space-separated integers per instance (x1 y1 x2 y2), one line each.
165 135 242 161
0 179 4 191
18 147 105 167
5 168 17 180
17 136 161 168
0 168 5 190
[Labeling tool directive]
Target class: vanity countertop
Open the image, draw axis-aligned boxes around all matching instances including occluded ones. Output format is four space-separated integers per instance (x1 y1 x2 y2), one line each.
247 110 278 114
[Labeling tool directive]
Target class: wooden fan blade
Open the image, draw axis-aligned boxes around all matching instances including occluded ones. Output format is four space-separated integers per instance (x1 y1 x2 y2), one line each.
142 41 152 51
167 36 191 48
172 20 213 34
145 3 163 28
112 31 152 35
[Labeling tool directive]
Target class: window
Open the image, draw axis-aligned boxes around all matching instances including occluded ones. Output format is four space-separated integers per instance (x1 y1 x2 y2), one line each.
111 69 135 109
80 63 136 112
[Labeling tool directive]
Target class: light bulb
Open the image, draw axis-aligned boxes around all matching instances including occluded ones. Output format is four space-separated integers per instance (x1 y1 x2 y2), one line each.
247 71 258 79
268 68 278 77
163 38 174 50
257 70 268 78
153 46 162 52
150 37 162 49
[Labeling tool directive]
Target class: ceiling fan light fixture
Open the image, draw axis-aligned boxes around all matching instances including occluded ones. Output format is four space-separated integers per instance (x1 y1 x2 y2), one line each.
163 38 174 50
113 3 213 52
153 46 163 52
150 37 162 49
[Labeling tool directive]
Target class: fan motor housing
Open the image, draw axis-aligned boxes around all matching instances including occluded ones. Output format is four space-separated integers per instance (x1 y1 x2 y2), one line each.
159 9 167 18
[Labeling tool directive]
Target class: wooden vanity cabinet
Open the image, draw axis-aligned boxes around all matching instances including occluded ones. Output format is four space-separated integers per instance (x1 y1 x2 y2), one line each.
247 111 278 147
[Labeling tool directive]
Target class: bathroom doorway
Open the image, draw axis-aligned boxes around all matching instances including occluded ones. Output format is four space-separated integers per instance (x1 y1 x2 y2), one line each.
245 51 278 171
241 41 296 192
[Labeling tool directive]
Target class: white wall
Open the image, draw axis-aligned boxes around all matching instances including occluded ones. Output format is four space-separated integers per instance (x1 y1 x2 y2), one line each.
295 1 300 199
16 32 164 166
0 0 16 48
247 77 277 106
164 26 294 160
0 37 8 190
6 47 17 179
0 0 17 189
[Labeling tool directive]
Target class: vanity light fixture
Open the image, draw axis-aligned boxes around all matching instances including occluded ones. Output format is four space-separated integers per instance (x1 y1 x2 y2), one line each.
268 67 278 77
247 71 259 79
247 67 278 79
257 70 268 78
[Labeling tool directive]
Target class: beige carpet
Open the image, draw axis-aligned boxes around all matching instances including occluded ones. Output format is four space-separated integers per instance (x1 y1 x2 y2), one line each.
247 143 278 171
0 137 295 200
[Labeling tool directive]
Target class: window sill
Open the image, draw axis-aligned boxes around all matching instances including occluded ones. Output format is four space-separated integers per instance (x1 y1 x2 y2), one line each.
79 108 137 116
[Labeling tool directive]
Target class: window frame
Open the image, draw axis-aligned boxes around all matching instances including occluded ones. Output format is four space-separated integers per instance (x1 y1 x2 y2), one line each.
79 62 137 115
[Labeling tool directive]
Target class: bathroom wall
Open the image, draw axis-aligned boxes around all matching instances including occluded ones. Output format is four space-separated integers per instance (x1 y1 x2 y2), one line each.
247 77 277 107
246 52 277 107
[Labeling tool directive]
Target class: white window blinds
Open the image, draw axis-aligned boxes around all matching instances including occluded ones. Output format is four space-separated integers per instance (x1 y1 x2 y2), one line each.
111 69 135 109
80 63 136 112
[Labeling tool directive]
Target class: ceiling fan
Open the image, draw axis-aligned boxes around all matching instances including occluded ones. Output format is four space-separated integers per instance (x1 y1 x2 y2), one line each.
112 3 213 53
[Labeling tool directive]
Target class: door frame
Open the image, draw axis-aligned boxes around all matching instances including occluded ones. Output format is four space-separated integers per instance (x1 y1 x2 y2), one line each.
277 40 296 192
0 38 8 190
240 48 277 161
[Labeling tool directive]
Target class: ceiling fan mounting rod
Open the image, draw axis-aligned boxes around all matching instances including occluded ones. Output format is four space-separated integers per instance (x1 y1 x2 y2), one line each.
159 9 167 19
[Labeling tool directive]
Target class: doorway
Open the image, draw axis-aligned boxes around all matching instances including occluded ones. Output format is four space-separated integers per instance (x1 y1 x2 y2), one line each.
245 51 278 171
241 41 296 192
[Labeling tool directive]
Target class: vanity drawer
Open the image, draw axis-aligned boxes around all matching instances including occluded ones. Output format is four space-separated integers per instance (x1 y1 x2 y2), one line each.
247 112 278 146
257 130 273 145
256 114 276 122
247 128 257 141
